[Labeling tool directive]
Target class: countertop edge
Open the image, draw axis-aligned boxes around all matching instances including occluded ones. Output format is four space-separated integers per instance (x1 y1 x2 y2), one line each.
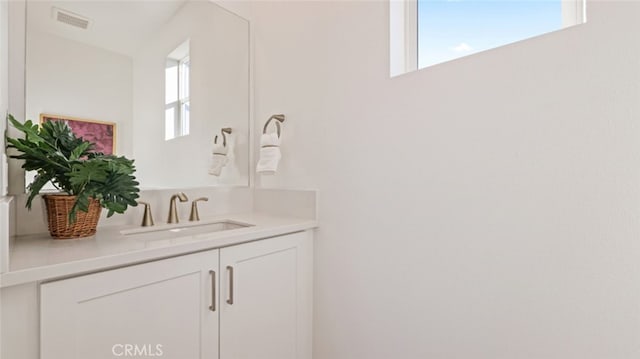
1 218 317 288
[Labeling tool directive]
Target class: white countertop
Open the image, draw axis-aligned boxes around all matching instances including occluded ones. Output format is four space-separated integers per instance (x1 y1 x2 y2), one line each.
1 212 317 288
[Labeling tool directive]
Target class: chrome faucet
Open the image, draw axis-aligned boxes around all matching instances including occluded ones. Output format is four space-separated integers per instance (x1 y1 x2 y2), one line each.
167 192 188 224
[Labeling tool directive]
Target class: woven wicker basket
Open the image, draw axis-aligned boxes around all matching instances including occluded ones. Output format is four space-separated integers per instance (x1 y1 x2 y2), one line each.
43 195 102 239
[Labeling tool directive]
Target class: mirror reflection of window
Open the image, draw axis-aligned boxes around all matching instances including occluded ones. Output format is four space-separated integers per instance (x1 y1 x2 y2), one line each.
165 40 190 140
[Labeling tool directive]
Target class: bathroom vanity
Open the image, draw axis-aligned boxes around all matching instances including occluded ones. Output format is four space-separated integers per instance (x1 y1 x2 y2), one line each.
0 189 317 359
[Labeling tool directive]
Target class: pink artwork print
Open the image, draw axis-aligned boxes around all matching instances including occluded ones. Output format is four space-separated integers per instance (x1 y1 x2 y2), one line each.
41 115 116 155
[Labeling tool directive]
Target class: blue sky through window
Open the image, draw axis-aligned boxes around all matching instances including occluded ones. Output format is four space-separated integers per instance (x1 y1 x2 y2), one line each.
417 0 562 68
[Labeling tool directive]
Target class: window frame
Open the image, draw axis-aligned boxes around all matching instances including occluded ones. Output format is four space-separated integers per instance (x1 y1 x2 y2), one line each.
178 55 190 137
390 0 587 77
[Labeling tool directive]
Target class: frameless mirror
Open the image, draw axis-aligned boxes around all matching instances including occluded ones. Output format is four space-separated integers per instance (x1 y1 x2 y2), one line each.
24 0 249 189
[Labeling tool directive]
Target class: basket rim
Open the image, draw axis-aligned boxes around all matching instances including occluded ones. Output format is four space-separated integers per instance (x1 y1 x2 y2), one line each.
42 194 101 200
42 193 75 198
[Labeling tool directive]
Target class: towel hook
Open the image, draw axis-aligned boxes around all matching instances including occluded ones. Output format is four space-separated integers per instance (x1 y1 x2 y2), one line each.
263 114 285 137
214 128 233 147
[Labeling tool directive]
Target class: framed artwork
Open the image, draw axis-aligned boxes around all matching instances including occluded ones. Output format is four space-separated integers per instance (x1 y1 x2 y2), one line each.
40 114 117 155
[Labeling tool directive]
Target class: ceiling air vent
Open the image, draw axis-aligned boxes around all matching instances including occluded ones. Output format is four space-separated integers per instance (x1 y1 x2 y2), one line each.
52 7 90 30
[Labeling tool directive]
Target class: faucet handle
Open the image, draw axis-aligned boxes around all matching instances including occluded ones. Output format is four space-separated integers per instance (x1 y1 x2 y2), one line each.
137 201 154 227
189 197 209 222
172 192 189 202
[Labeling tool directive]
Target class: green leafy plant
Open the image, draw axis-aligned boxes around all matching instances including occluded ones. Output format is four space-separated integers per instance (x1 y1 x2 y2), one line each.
5 114 139 220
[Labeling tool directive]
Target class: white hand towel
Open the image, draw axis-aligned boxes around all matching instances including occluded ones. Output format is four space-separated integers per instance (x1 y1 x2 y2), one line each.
209 142 228 176
209 154 228 176
256 132 281 175
212 142 228 156
260 132 280 147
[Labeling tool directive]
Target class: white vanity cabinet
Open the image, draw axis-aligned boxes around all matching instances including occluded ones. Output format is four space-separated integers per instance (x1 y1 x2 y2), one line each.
219 231 313 359
41 250 220 359
39 231 313 359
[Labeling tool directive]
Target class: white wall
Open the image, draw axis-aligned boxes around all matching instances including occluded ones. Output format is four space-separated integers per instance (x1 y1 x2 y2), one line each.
25 30 133 158
251 1 640 358
133 1 249 189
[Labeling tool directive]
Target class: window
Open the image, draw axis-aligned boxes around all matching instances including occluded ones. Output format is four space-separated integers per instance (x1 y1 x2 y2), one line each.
165 40 190 140
390 0 586 76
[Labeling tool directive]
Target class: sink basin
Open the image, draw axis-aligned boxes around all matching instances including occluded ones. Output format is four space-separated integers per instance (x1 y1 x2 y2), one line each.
121 220 253 241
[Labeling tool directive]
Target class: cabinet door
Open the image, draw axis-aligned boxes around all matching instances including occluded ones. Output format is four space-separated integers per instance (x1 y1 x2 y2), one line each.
41 250 219 359
220 231 313 359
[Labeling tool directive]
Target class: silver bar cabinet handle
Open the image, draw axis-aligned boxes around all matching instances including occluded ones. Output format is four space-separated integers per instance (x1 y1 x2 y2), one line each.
226 266 234 305
209 270 216 312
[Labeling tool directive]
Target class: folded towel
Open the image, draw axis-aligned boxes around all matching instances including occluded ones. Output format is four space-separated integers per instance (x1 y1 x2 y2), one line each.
209 142 229 176
209 153 228 176
212 142 228 156
260 132 280 147
257 132 281 175
256 147 281 175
